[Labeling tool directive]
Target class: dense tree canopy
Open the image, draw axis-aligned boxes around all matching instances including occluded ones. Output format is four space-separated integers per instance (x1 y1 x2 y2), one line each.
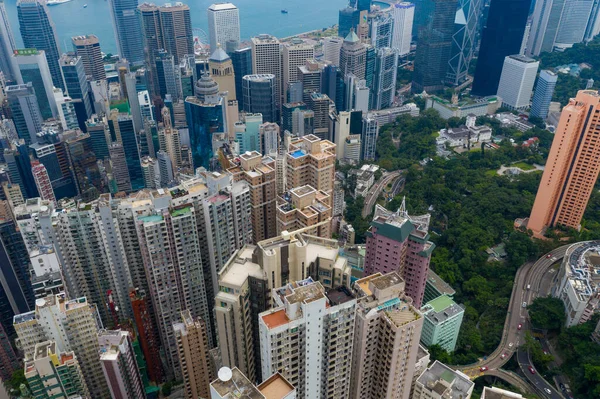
557 317 600 398
528 297 567 332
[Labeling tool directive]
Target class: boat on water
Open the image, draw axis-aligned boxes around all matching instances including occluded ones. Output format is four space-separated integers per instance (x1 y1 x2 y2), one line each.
281 9 288 13
47 0 73 5
83 4 87 7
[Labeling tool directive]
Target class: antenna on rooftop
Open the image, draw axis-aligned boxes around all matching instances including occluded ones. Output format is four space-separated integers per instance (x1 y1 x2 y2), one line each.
399 196 407 215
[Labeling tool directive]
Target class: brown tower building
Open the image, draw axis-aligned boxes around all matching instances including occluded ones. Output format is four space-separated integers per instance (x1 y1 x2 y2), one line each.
72 35 106 81
173 310 215 399
227 151 277 242
286 134 336 204
528 90 600 236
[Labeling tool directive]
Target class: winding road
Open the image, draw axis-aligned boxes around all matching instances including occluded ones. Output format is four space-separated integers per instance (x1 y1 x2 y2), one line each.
362 171 402 218
452 244 572 398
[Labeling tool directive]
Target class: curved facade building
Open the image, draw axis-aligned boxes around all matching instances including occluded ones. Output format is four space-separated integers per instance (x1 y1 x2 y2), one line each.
242 74 277 123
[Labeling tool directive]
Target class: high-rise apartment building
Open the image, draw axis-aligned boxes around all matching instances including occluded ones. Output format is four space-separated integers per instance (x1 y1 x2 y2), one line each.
11 49 58 120
420 294 464 352
391 2 414 57
531 70 558 120
286 135 336 199
210 367 296 399
0 322 19 382
276 185 332 237
25 341 90 399
17 0 64 90
13 293 109 399
350 272 424 399
6 84 43 145
215 230 352 384
411 0 456 93
72 35 106 80
471 0 531 96
130 289 163 383
155 50 182 101
497 55 539 110
107 0 144 65
31 162 56 205
412 361 474 399
59 54 93 120
260 122 280 155
282 39 315 100
227 150 277 242
136 203 211 379
528 90 600 236
98 330 145 399
259 279 355 399
0 0 15 81
109 142 132 192
173 310 215 399
203 180 253 290
364 205 435 308
207 3 240 51
252 35 283 111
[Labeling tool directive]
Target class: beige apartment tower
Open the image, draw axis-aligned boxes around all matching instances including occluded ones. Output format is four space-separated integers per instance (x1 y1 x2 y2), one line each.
227 151 277 242
286 135 336 203
528 90 600 236
350 272 424 399
173 310 215 399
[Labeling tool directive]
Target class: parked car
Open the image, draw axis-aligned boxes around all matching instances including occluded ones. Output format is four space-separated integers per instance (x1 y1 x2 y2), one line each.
523 302 527 308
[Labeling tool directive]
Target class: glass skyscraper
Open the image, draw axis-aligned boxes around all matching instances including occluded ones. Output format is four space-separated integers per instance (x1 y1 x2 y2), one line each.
107 0 144 65
530 70 558 120
471 0 531 96
446 0 483 86
411 0 457 93
242 74 277 123
108 113 144 190
339 6 360 39
59 54 93 121
17 0 63 91
231 47 252 110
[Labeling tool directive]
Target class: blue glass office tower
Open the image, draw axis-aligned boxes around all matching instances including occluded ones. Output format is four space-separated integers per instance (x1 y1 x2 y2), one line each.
471 0 531 96
0 220 34 312
4 142 39 199
231 47 252 110
17 0 64 91
242 74 277 123
107 0 144 65
6 84 43 145
108 113 144 190
185 74 224 169
531 70 558 120
339 7 360 39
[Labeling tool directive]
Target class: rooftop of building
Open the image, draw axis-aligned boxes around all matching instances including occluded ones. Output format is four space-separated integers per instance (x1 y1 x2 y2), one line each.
210 367 264 399
385 302 421 327
256 373 295 399
508 54 538 64
417 361 474 399
261 309 290 330
481 386 524 399
218 246 263 288
563 241 600 302
427 269 456 296
325 285 355 305
422 295 463 324
208 2 238 11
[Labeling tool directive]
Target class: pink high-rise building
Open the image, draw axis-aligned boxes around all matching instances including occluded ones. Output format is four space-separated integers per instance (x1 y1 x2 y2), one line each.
364 204 435 308
31 161 56 206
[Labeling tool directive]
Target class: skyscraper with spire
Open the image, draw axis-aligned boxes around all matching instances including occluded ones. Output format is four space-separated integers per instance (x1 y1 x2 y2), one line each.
17 0 64 91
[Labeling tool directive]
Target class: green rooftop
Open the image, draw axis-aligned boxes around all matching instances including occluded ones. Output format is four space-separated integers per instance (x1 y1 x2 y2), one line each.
371 218 414 243
110 99 131 114
425 294 455 313
440 369 455 384
170 206 192 217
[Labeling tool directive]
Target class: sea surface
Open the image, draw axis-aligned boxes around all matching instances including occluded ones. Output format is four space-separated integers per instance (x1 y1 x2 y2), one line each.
3 0 348 56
